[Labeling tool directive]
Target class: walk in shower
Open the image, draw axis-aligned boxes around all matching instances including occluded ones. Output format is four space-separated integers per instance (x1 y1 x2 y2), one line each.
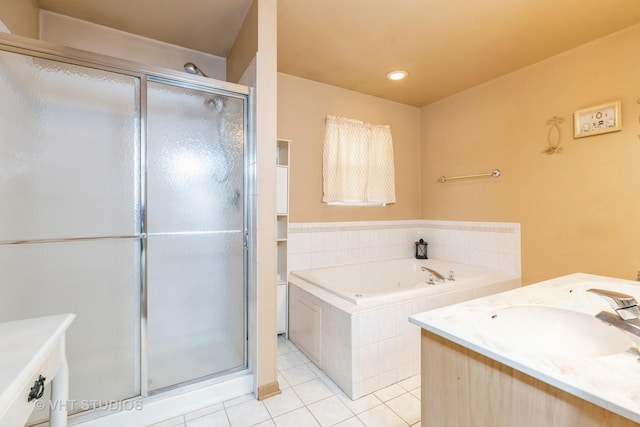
0 36 252 424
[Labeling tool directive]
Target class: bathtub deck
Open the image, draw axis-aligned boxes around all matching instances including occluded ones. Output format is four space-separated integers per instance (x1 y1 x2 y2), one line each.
147 336 422 427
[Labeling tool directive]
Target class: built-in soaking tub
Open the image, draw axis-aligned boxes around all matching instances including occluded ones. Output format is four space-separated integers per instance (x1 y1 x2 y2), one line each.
288 258 520 399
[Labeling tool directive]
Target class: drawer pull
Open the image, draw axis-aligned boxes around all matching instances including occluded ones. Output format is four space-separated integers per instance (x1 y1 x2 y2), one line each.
28 375 46 402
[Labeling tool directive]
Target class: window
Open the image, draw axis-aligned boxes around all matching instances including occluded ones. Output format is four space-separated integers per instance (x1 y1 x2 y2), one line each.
322 115 396 206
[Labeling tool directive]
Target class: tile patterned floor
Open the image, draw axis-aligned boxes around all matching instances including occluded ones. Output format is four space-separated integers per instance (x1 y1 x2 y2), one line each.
148 336 421 427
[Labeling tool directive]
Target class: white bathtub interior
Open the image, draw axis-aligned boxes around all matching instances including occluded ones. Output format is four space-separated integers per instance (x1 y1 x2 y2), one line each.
290 258 498 304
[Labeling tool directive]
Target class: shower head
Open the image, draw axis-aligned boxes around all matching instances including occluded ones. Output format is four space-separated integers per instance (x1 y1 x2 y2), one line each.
206 95 225 113
184 62 209 78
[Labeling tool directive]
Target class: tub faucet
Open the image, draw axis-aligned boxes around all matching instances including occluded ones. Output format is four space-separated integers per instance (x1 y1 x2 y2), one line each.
421 267 445 283
587 288 640 339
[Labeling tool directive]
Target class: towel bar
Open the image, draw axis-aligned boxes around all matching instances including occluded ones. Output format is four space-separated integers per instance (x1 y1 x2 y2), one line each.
438 169 501 183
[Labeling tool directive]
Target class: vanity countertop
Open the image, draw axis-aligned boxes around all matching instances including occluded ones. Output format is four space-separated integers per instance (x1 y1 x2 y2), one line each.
409 273 640 424
0 314 75 419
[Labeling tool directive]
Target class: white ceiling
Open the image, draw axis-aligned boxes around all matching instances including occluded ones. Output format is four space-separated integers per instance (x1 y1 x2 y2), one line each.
36 0 640 107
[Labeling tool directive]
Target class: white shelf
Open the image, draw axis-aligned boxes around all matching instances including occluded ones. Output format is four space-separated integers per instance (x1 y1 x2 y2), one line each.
276 139 290 336
276 215 288 240
277 140 289 166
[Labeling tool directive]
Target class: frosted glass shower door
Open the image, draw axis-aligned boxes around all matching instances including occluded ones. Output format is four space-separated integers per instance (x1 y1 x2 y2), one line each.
0 49 141 420
146 81 246 391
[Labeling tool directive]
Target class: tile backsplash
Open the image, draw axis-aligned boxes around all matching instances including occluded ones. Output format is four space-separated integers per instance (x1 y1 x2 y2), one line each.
287 220 521 276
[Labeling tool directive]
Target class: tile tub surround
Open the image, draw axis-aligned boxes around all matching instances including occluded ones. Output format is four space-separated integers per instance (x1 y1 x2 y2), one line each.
288 263 520 400
287 220 521 276
409 273 640 424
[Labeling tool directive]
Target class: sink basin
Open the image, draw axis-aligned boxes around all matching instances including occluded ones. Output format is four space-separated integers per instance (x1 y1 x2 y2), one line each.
473 305 635 357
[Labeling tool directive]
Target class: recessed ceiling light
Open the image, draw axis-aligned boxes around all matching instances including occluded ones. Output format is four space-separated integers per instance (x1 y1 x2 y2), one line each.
386 70 408 81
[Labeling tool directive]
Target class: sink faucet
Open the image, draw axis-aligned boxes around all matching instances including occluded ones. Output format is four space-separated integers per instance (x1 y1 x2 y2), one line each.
587 288 640 320
587 288 640 338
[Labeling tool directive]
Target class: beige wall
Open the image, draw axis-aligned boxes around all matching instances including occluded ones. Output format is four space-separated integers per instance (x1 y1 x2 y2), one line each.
227 0 258 84
421 24 640 285
40 11 226 79
278 73 421 222
254 0 279 397
0 0 39 37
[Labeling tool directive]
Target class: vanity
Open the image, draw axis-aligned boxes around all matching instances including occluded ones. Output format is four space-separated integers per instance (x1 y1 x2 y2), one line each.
0 314 75 427
409 273 640 427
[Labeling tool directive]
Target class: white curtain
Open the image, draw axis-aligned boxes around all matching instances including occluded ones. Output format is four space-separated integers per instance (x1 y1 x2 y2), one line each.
322 115 396 206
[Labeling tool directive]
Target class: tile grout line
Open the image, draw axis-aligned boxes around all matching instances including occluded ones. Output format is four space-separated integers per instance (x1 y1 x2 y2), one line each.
275 339 418 427
152 337 421 427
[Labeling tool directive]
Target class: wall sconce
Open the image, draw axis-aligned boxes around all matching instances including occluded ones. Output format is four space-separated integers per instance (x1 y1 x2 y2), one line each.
415 239 428 259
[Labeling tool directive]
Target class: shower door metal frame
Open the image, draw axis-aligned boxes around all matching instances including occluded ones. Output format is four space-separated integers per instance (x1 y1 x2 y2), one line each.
0 32 252 414
142 74 251 396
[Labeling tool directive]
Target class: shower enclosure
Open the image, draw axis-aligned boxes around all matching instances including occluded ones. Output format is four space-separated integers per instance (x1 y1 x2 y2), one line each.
0 36 251 423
